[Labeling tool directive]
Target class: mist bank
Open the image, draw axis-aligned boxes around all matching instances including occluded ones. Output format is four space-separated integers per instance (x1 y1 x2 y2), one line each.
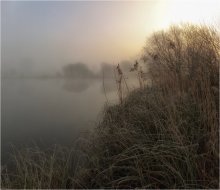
2 60 141 79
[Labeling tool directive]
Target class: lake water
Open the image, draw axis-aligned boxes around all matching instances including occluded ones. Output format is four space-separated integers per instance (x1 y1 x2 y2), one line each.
1 78 118 163
1 77 139 164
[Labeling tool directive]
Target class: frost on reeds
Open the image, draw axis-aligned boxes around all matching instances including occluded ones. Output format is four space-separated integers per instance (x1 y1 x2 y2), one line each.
115 64 123 104
115 64 129 104
1 23 219 189
130 60 147 89
114 60 148 104
72 24 219 189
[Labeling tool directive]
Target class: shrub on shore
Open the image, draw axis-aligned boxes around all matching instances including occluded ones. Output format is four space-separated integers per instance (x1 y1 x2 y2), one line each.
73 24 219 189
1 24 219 189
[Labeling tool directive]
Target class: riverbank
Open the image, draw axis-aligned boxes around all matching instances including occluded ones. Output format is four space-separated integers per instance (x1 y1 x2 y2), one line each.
2 82 219 188
1 24 219 189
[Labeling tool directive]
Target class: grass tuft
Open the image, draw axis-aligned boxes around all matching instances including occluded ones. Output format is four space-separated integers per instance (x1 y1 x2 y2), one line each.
1 23 219 189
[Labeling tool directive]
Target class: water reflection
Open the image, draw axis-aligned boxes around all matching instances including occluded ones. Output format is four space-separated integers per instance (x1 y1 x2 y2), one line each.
62 78 118 94
101 79 117 94
62 79 92 93
2 78 118 163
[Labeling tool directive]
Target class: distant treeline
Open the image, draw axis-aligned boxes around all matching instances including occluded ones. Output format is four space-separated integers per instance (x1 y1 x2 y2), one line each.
2 61 137 79
60 61 137 79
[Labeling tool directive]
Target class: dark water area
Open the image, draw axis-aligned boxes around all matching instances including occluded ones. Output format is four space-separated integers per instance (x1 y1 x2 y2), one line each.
1 78 122 164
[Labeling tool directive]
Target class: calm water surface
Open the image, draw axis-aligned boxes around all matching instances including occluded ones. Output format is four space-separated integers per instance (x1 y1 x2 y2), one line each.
2 78 120 163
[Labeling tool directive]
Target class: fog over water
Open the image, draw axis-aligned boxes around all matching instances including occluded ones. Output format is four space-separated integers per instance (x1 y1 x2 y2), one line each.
1 78 114 162
2 1 155 76
3 0 219 77
1 0 220 163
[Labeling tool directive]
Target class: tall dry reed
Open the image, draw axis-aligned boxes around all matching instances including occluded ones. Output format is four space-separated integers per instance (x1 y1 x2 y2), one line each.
1 23 219 189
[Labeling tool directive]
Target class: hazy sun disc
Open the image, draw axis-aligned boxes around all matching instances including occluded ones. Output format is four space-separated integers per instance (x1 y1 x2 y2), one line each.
155 0 220 29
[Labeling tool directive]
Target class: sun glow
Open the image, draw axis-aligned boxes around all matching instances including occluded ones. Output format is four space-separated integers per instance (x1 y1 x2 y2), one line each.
155 0 220 30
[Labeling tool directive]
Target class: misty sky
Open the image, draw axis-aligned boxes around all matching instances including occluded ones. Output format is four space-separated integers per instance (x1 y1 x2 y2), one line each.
2 0 220 75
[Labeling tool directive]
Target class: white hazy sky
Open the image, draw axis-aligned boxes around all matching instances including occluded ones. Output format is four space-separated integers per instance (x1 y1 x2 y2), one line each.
2 0 220 74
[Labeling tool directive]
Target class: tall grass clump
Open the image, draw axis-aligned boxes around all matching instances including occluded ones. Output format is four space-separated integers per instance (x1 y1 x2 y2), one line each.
73 24 219 189
1 24 219 189
1 143 87 189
